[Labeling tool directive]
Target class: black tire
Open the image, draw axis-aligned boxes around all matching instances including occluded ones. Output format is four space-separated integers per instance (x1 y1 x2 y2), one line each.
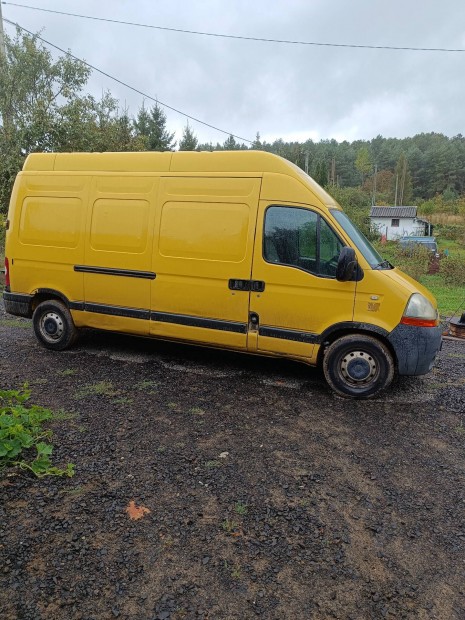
323 334 395 399
32 300 78 351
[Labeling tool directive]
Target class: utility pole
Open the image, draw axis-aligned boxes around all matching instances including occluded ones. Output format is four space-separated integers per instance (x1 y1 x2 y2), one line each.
372 163 378 206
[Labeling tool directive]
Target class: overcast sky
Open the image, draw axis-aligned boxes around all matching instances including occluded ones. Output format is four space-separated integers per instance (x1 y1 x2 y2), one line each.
2 0 465 146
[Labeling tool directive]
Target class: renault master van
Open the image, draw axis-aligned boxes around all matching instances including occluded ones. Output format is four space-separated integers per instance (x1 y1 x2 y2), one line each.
3 151 442 398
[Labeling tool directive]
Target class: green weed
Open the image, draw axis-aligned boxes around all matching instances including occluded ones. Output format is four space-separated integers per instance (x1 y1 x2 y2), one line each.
32 378 48 385
62 485 85 496
0 319 30 328
113 396 134 405
205 460 222 469
57 369 78 377
190 407 205 416
136 380 159 391
0 386 74 477
52 409 78 421
74 381 119 400
234 501 248 516
222 518 239 533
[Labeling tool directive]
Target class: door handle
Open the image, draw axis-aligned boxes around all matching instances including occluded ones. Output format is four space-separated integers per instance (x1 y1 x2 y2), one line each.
228 279 265 292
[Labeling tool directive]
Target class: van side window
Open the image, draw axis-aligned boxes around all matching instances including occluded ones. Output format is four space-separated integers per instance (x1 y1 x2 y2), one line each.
264 206 343 277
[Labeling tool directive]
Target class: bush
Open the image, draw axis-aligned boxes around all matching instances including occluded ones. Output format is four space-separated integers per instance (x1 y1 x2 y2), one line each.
435 223 465 243
373 241 430 282
395 245 431 282
440 256 465 286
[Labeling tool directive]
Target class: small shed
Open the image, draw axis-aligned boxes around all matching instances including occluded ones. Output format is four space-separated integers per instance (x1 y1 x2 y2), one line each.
370 206 432 240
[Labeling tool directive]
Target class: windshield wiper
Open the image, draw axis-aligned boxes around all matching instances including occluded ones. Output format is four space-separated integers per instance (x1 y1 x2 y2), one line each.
374 259 393 270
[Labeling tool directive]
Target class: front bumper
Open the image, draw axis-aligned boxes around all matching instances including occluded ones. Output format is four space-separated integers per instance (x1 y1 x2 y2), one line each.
3 290 33 318
387 323 443 376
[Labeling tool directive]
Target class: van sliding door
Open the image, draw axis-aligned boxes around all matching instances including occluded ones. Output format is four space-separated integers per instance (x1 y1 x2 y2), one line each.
150 177 261 349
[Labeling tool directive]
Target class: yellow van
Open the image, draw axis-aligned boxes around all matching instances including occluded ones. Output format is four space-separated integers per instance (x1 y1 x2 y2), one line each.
3 151 442 398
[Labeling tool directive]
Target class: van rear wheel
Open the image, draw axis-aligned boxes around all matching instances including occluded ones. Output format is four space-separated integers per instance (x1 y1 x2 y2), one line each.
323 334 394 398
33 300 78 351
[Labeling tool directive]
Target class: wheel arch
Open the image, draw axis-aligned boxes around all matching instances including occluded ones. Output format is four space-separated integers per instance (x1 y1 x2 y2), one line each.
316 322 398 371
31 288 72 312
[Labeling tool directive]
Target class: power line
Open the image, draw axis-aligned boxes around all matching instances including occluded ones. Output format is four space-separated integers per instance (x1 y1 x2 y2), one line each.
2 18 253 144
2 1 465 53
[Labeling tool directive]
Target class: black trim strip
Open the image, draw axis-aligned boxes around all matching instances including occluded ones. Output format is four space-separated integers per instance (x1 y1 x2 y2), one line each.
3 291 33 304
151 311 247 334
83 302 150 320
69 301 85 311
259 325 319 344
74 265 156 280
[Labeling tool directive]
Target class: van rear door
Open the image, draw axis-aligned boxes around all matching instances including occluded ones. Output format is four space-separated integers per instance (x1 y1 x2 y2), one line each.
150 176 260 349
249 202 356 361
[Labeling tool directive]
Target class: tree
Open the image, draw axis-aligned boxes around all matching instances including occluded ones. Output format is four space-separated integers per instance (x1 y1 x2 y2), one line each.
355 147 373 186
223 134 237 150
313 160 328 187
0 29 91 211
251 132 262 150
133 102 176 151
178 121 198 151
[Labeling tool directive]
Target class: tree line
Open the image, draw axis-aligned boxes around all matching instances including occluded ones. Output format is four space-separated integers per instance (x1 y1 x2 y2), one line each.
1 30 464 215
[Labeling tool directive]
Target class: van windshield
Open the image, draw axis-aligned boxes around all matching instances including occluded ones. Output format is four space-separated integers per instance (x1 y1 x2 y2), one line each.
330 209 391 269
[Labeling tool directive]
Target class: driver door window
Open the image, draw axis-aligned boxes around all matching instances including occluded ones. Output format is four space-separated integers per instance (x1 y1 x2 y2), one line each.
264 206 343 277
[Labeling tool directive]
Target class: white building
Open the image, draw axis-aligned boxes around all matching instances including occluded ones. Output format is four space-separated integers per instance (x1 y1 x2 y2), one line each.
370 206 432 240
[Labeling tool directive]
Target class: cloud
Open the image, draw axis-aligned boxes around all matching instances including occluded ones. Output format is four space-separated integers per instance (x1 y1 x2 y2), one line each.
3 0 465 145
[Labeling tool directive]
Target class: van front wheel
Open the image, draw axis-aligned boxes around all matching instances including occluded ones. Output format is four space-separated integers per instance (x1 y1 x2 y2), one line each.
33 300 78 351
323 335 394 398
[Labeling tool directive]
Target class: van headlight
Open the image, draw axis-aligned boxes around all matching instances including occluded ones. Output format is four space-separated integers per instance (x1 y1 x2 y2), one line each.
401 293 439 327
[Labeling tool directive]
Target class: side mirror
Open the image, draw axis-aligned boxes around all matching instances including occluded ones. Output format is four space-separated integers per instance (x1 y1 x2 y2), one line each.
336 247 358 282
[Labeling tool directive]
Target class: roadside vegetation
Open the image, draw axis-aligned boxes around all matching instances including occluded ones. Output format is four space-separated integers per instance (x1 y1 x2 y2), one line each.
0 386 74 477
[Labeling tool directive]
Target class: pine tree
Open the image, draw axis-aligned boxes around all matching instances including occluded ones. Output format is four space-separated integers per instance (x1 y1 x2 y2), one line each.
252 132 262 150
179 122 198 151
314 160 328 187
148 103 176 151
223 134 237 150
133 102 176 151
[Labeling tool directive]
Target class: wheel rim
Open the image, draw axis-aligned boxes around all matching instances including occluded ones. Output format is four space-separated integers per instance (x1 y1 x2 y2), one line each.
39 312 64 343
339 350 378 386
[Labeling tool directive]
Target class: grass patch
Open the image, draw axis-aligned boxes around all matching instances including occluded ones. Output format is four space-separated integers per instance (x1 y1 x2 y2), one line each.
205 460 222 469
0 386 75 477
0 319 30 328
420 275 465 316
234 501 248 516
190 407 205 416
74 381 120 400
57 369 78 377
222 518 239 533
136 380 159 391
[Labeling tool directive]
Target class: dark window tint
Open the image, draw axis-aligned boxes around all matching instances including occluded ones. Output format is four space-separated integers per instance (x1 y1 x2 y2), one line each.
264 206 342 277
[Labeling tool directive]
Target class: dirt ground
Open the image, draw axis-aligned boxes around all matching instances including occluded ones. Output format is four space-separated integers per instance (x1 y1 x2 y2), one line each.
0 301 464 620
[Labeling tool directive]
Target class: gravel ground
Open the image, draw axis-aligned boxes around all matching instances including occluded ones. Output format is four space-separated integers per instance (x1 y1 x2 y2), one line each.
0 301 464 620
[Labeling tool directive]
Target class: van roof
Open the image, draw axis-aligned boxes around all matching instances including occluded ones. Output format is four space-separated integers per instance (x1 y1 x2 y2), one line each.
22 150 338 206
24 150 300 175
